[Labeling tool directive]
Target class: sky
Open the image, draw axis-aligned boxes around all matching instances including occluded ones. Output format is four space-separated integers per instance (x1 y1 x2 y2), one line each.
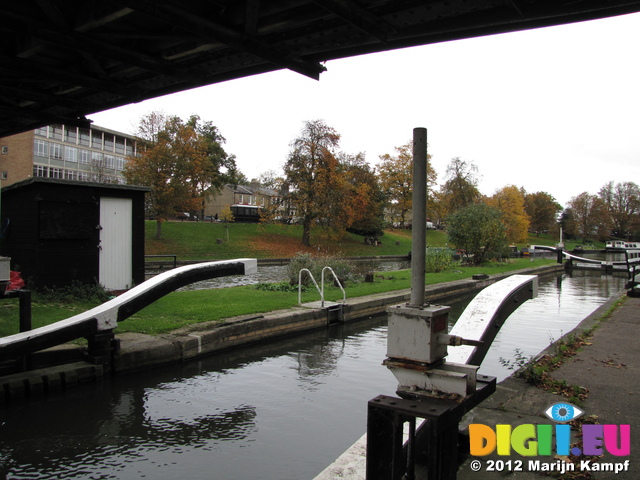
89 11 640 208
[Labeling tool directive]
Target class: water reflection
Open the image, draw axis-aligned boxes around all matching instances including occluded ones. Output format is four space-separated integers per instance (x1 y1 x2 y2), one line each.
0 271 627 480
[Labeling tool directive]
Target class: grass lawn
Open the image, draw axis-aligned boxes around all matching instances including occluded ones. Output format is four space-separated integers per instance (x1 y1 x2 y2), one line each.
145 221 589 261
145 221 447 259
0 258 556 337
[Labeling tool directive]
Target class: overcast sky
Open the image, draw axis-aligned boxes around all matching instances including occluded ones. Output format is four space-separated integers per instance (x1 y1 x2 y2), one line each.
89 11 640 208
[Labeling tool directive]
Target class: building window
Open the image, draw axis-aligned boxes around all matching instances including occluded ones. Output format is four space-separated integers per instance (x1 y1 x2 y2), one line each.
79 128 90 147
64 146 78 163
125 142 134 156
35 127 48 137
49 143 62 160
78 172 89 181
49 168 62 179
91 151 103 165
104 134 114 152
50 124 63 141
91 130 103 149
34 139 49 157
115 156 125 170
115 137 125 154
34 165 48 177
79 149 90 164
1 146 7 155
104 155 115 169
1 171 7 180
64 126 77 144
65 170 77 181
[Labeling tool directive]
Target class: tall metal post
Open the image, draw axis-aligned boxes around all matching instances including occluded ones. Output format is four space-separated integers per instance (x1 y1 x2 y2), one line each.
410 128 427 307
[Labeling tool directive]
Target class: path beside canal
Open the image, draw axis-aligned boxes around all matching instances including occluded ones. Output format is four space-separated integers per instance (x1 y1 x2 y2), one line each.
456 291 639 480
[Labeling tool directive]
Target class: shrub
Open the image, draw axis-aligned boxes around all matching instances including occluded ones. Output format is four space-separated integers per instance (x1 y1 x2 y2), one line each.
254 282 303 292
35 280 111 304
425 247 459 273
447 203 507 264
286 252 355 286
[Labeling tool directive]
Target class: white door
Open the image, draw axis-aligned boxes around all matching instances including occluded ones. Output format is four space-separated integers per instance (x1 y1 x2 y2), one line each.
99 197 133 290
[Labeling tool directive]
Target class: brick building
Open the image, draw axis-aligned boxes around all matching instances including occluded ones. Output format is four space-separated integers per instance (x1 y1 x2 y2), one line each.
0 124 138 187
204 184 286 223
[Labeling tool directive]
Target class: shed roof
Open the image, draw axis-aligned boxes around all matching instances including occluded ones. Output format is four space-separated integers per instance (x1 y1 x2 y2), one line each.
1 177 150 195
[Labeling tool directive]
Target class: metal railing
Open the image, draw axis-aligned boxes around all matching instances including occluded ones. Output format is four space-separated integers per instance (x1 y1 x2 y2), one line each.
298 267 346 307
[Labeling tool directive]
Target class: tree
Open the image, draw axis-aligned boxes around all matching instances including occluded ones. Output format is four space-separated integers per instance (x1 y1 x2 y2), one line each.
340 153 386 236
440 157 481 216
255 172 287 225
598 181 640 239
90 155 118 183
191 116 240 219
377 141 437 227
283 120 385 245
558 208 578 241
447 203 507 264
124 112 236 239
255 170 283 190
524 191 562 235
283 120 343 246
487 185 530 243
566 192 609 242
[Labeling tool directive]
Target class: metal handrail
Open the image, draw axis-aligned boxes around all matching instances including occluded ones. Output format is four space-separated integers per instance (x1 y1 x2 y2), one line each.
298 267 346 307
298 268 323 306
321 267 346 307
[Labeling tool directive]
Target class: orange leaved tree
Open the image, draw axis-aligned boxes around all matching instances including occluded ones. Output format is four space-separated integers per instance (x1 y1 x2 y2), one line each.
124 112 237 239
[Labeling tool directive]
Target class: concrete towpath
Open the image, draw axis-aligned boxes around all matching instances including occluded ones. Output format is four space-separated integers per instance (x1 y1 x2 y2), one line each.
457 291 639 479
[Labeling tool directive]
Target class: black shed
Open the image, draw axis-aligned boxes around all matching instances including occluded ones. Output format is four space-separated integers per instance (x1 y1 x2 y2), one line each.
0 178 148 291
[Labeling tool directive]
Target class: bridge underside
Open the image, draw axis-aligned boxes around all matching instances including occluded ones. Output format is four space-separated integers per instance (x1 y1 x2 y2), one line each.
3 0 640 138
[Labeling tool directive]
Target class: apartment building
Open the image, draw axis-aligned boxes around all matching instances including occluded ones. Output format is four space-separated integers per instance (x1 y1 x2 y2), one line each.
0 124 138 187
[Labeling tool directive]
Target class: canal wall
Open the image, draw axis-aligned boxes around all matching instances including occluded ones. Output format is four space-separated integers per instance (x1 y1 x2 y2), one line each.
0 264 563 400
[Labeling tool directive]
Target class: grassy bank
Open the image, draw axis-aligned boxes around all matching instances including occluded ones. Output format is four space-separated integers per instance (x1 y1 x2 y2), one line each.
145 221 425 259
0 258 555 337
146 222 595 261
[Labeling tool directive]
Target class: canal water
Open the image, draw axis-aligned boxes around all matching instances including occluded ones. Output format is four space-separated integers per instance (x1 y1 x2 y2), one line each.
175 260 410 291
0 270 627 480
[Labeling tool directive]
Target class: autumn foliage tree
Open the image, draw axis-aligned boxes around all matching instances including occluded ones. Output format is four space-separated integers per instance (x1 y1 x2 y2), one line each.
340 153 386 236
487 185 530 243
598 181 640 239
565 192 609 242
284 120 384 246
440 157 481 216
377 141 437 227
524 191 562 235
124 111 236 239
